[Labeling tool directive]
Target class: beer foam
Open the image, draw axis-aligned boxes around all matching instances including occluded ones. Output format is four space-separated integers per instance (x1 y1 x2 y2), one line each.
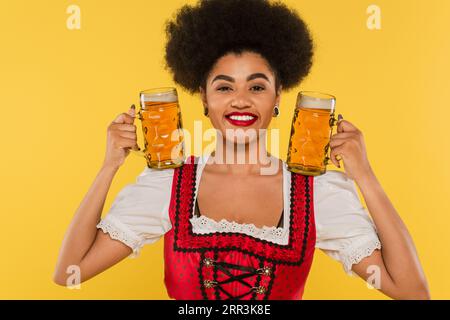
141 89 178 103
298 93 335 110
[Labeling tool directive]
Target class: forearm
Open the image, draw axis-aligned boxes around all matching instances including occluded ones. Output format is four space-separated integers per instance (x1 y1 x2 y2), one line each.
355 169 429 296
53 164 119 281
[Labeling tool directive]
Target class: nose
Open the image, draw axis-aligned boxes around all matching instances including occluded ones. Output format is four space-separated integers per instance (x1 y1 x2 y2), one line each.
231 91 252 109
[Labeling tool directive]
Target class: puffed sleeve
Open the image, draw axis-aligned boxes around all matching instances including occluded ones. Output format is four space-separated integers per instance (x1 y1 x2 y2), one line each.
96 167 174 258
314 170 381 275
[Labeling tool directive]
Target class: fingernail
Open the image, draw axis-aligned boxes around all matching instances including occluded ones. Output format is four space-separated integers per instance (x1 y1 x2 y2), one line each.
131 104 135 109
338 114 343 121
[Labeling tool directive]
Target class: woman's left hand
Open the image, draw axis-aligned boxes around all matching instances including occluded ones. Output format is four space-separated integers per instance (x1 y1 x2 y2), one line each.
329 115 373 182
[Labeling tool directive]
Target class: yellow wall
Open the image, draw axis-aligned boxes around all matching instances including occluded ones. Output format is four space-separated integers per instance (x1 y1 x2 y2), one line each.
0 0 448 299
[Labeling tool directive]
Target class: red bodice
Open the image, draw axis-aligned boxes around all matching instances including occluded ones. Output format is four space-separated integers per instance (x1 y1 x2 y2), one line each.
163 155 316 300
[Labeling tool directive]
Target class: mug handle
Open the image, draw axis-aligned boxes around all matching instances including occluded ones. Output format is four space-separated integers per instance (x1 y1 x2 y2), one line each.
324 113 338 166
128 107 147 158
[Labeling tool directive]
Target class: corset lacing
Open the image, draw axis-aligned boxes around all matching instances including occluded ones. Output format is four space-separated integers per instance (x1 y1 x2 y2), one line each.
202 258 272 300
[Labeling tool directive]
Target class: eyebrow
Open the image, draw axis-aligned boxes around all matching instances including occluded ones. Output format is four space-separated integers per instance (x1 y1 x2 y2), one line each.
211 73 271 84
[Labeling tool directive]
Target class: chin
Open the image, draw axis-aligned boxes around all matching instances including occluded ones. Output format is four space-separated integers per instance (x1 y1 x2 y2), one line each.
219 127 258 143
225 135 258 146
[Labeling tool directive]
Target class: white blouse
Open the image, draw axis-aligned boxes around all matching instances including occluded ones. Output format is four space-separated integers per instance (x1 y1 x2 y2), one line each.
97 153 381 276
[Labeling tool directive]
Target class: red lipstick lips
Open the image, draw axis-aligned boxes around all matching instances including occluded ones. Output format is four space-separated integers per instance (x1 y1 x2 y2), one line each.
225 112 258 127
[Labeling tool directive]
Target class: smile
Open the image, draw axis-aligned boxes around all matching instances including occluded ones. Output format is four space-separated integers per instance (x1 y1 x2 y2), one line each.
225 112 258 127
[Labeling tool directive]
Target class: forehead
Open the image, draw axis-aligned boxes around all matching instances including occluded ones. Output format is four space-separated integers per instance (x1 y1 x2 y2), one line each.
208 51 274 79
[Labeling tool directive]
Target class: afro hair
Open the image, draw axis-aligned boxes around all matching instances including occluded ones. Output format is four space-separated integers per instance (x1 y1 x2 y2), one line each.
164 0 314 95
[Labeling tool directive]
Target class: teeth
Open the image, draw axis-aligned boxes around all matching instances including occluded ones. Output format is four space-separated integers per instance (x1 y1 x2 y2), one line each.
228 115 255 121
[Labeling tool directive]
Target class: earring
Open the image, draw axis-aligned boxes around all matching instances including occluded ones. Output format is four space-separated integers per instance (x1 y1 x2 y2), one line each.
203 106 209 117
273 105 280 117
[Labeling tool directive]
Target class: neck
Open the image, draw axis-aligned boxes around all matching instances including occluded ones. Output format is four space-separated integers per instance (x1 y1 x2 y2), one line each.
207 131 281 176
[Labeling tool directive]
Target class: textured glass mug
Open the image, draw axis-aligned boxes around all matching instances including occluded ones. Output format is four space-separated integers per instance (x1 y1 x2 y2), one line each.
130 87 185 169
286 91 337 176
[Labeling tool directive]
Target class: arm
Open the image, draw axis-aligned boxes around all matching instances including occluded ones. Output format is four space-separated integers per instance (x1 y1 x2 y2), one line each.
329 116 430 300
53 107 139 286
53 164 132 286
351 169 430 300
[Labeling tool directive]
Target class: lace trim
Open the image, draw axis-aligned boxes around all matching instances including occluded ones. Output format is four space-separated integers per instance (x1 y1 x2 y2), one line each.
96 218 142 258
340 237 382 275
189 215 289 245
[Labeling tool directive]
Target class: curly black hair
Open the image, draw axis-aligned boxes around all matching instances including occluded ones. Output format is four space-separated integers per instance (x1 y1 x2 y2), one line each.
164 0 314 95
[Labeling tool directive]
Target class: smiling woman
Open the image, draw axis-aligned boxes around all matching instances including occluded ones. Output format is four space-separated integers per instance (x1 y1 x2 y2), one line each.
53 0 429 301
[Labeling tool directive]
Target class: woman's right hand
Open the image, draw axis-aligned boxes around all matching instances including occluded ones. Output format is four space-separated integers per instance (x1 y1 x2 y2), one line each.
102 105 140 169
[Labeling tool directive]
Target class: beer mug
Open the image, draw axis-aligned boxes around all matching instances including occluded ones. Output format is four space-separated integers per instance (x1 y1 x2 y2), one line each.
130 87 185 169
286 91 337 176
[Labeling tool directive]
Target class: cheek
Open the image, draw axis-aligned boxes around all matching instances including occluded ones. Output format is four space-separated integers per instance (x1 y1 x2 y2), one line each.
259 103 275 123
207 104 225 121
262 104 274 116
205 97 228 120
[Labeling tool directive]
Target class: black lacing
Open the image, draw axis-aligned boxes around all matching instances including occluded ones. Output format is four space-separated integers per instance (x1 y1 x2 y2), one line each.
202 258 272 300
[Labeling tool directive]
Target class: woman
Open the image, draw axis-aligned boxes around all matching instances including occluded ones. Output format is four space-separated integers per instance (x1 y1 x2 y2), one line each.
53 0 429 300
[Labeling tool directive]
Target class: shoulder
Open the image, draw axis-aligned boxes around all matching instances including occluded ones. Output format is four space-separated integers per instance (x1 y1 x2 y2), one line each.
314 169 353 186
312 170 381 275
312 169 374 234
313 169 361 204
105 166 176 218
136 166 175 182
96 166 176 258
130 166 176 193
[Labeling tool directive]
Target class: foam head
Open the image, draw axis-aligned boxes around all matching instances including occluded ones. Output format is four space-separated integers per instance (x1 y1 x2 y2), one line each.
297 91 336 111
140 87 178 104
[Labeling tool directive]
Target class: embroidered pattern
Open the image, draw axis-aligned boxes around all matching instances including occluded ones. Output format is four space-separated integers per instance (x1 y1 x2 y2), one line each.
189 215 289 245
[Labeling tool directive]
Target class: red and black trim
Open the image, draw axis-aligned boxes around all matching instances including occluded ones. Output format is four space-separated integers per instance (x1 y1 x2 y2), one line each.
165 155 315 300
169 155 313 265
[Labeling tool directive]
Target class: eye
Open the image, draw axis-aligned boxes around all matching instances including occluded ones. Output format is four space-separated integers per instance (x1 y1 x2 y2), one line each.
217 86 231 92
251 86 265 92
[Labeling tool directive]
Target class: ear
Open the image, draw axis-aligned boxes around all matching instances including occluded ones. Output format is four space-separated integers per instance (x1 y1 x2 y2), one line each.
199 86 207 106
275 85 282 105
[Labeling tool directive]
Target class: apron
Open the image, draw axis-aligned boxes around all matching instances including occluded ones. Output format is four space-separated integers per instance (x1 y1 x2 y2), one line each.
163 155 316 300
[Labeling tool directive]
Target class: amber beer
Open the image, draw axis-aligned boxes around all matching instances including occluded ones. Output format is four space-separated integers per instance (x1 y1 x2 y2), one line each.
131 87 185 169
286 91 337 176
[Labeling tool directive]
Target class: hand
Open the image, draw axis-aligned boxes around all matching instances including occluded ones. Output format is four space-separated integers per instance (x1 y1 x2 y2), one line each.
329 114 373 181
102 105 140 169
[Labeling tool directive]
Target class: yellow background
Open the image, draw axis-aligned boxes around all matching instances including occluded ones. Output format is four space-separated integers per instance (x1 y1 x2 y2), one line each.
0 0 449 299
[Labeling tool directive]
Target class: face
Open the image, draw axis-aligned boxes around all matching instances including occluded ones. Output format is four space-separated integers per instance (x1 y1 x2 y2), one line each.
199 51 282 145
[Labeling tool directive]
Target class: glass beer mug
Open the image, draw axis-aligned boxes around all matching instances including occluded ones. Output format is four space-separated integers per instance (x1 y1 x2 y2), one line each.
130 87 185 169
286 91 337 176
